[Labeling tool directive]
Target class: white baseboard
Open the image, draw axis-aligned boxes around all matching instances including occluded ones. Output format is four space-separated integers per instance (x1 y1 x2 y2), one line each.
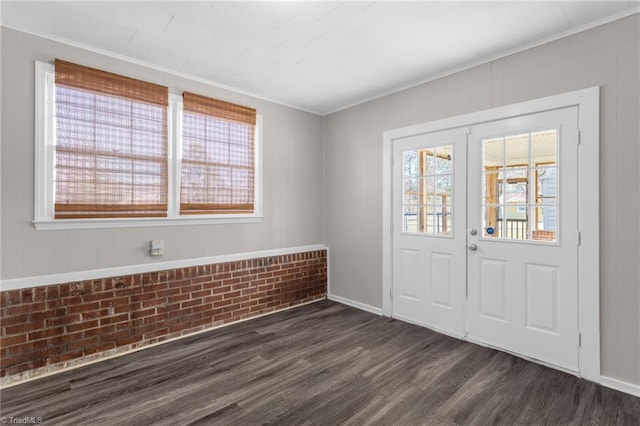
600 375 640 397
0 244 327 291
327 293 382 316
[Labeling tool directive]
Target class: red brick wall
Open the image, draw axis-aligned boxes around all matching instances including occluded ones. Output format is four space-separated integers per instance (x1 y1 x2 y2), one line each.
0 250 327 379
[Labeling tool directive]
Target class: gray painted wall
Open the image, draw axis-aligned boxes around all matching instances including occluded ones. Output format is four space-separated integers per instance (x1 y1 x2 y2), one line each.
0 27 324 279
324 15 639 385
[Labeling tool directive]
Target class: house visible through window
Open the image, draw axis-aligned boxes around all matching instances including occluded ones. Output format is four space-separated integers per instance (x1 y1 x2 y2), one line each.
34 60 262 229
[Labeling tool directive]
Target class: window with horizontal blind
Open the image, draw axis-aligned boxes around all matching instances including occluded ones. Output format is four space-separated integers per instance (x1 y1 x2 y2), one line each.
181 92 256 214
54 59 169 219
34 60 262 229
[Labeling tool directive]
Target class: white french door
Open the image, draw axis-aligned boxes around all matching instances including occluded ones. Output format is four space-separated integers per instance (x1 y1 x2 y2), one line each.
392 107 580 372
467 107 579 371
392 127 468 337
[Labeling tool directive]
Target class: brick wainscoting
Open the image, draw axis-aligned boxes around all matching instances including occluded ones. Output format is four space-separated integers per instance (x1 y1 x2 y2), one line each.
0 250 327 381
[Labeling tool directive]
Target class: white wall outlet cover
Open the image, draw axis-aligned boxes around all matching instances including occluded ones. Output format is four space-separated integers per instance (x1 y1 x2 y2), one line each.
150 240 164 256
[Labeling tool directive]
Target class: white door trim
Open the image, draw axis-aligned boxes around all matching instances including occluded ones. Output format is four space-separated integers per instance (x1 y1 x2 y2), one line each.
382 87 600 382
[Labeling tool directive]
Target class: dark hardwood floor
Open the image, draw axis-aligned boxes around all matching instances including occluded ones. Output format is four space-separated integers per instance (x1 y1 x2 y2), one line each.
1 300 638 425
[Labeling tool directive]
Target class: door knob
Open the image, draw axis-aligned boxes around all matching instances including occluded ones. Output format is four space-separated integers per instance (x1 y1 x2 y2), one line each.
470 229 478 236
468 243 478 251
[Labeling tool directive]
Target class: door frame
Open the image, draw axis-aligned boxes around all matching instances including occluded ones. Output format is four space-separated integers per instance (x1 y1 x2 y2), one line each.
382 87 600 382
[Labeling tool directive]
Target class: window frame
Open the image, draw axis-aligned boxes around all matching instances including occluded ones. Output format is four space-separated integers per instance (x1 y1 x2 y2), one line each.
34 61 263 230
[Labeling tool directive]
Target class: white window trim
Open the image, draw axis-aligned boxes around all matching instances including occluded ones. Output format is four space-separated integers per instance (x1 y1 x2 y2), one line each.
33 61 263 230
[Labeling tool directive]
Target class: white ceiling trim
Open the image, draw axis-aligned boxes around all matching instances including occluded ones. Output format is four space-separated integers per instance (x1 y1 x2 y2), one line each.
1 7 638 116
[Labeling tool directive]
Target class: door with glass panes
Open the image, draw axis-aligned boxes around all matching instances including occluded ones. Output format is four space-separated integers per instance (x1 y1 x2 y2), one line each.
393 107 579 371
467 107 579 371
392 127 467 337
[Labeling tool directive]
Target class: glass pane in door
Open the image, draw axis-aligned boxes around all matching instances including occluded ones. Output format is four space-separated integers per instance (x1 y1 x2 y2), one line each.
402 144 453 236
481 129 558 242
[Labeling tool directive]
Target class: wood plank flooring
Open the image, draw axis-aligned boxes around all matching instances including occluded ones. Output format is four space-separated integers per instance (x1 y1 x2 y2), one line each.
1 300 639 425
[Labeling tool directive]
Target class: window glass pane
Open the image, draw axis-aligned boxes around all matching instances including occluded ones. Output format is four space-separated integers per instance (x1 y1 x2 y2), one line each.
404 177 418 197
482 129 558 243
482 206 500 237
403 188 419 205
229 122 252 144
536 167 557 199
532 130 557 165
442 205 452 234
401 144 453 236
435 154 452 174
483 137 503 169
505 168 527 179
403 150 418 178
436 175 452 197
503 205 528 239
425 150 435 176
183 136 205 159
57 116 95 149
424 176 435 200
232 168 251 191
483 171 500 209
403 205 418 233
506 133 529 167
504 180 527 204
205 117 229 139
424 205 435 234
207 139 229 163
211 166 232 188
230 142 251 166
533 205 557 242
183 114 205 138
433 205 445 233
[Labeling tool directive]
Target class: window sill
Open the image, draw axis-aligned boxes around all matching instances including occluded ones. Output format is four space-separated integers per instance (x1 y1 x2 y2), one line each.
33 215 264 230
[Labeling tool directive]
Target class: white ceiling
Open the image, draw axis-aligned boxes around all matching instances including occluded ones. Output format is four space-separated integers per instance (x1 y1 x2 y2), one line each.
1 1 638 115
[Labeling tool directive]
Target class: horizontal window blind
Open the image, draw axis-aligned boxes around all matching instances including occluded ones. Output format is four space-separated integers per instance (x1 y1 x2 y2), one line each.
181 92 256 215
54 59 169 219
